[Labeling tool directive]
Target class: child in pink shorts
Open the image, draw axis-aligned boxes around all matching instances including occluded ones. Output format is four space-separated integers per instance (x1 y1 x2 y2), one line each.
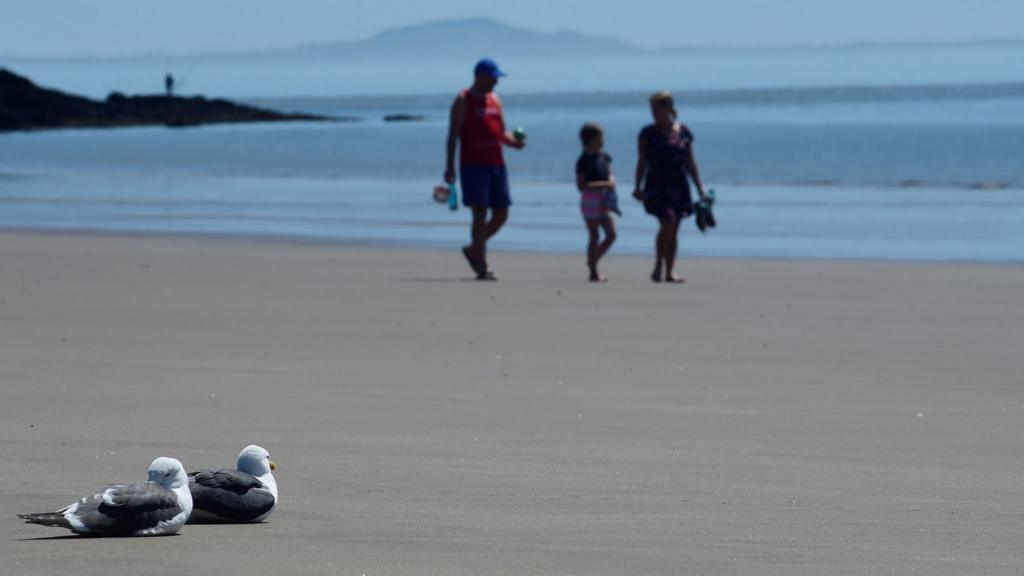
575 123 618 282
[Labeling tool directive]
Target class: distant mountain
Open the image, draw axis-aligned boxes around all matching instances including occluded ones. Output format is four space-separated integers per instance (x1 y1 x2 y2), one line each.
218 18 647 60
4 18 1023 62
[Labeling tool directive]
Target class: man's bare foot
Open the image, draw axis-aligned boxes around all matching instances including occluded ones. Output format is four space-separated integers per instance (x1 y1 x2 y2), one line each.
665 273 685 284
462 246 484 275
476 270 498 281
589 272 608 283
651 267 662 283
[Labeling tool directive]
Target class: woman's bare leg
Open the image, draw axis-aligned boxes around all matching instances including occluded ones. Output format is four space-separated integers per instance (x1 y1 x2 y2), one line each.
664 217 683 282
653 213 677 282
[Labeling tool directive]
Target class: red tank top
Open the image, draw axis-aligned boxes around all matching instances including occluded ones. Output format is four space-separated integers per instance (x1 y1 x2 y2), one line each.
459 89 505 166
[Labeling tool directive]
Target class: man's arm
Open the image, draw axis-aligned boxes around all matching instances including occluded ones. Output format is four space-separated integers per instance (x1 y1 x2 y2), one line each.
445 94 467 183
501 131 525 149
494 94 525 149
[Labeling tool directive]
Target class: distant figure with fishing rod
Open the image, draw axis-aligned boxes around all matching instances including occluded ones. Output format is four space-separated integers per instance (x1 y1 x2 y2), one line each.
444 58 526 281
164 55 201 97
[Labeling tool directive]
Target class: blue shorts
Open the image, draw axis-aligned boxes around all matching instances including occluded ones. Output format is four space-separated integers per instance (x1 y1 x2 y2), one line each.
460 164 511 209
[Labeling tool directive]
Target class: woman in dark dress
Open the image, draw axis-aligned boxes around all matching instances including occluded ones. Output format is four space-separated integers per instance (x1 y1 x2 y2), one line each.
633 91 708 283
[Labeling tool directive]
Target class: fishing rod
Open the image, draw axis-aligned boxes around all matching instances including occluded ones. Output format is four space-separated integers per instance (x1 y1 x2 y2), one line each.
173 54 203 91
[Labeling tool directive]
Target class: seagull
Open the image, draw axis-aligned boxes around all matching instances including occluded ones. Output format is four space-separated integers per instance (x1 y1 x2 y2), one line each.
18 457 193 536
187 445 278 523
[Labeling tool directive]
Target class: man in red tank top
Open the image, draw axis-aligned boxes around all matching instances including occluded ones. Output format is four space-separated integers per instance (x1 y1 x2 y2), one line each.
444 58 526 281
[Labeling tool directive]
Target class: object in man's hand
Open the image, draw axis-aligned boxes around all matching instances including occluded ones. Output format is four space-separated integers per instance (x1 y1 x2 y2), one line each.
432 185 450 204
447 182 459 210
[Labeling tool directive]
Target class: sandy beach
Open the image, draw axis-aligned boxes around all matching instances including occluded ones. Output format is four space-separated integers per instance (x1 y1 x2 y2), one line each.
1 231 1021 575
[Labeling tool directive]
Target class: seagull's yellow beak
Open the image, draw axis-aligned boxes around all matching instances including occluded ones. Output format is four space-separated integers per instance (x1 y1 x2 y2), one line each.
270 461 277 471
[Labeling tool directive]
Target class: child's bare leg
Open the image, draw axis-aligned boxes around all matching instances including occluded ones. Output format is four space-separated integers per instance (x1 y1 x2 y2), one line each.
585 219 603 281
596 216 616 261
588 216 615 282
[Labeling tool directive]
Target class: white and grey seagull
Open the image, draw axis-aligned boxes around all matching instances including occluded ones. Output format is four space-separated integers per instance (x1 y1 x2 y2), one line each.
187 445 278 523
18 456 193 536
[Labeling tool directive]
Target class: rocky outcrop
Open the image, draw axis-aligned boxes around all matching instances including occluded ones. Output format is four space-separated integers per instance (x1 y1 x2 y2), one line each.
0 68 329 132
383 113 426 122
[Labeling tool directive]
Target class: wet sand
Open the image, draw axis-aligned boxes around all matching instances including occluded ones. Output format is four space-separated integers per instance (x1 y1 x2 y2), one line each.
1 231 1021 575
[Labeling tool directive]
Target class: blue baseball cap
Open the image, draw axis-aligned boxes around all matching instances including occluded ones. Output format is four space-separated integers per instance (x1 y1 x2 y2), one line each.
474 58 507 78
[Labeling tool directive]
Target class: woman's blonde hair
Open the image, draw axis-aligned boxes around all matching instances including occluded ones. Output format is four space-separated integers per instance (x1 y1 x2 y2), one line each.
650 90 677 120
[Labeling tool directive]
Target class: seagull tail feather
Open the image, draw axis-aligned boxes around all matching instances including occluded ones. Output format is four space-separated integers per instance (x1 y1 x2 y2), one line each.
17 512 72 528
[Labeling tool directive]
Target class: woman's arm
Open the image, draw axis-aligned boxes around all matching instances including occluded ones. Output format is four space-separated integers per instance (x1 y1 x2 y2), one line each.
685 143 706 199
633 134 647 200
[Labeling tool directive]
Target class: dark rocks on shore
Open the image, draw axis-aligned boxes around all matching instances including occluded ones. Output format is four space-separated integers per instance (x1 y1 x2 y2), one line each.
0 68 330 132
383 113 426 123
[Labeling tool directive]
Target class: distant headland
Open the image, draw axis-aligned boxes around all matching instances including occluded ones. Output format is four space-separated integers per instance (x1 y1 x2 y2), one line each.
0 68 331 132
4 18 1022 63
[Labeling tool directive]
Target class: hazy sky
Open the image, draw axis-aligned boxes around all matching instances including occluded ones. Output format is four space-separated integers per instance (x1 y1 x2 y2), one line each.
3 0 1022 57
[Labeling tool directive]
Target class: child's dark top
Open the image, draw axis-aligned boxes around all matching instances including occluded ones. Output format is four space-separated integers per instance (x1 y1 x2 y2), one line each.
576 152 612 184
